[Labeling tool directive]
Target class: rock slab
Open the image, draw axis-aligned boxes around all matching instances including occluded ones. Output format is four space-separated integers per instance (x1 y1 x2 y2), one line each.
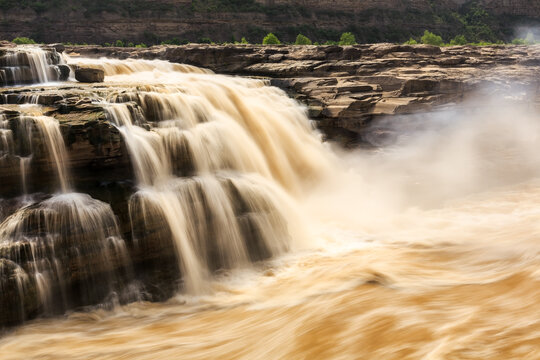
75 67 105 83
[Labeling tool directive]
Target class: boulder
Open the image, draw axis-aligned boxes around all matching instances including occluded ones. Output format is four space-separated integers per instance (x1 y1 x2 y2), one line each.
75 66 104 83
57 64 71 80
49 43 65 53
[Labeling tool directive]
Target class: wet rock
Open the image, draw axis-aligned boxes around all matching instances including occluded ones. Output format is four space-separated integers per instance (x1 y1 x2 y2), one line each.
0 259 40 326
58 64 71 80
0 95 132 198
50 43 65 53
75 67 104 83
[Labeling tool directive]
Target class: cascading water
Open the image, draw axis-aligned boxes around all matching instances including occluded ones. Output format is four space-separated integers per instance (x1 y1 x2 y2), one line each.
100 70 319 293
0 50 141 323
0 105 138 322
0 46 70 86
0 47 325 323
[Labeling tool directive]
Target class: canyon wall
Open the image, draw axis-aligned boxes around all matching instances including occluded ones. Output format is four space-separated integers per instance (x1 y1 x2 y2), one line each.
0 0 538 44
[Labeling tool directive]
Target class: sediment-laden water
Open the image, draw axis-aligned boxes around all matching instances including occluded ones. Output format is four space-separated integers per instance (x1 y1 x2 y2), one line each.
0 46 539 359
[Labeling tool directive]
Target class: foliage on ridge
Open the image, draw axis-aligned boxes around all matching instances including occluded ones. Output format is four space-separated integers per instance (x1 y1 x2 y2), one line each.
2 0 538 45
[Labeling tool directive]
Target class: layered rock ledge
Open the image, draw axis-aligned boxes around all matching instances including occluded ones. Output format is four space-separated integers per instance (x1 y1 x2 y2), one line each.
66 43 540 146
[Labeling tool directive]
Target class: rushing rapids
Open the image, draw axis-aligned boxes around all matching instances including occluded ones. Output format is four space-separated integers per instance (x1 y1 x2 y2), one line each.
0 46 540 359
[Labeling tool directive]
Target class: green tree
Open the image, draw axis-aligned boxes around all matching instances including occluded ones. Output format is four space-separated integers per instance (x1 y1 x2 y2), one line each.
115 39 124 47
421 30 444 46
12 37 36 44
198 37 212 44
162 37 182 45
263 33 281 45
449 35 467 45
404 37 418 45
295 34 312 45
240 37 249 44
338 32 356 45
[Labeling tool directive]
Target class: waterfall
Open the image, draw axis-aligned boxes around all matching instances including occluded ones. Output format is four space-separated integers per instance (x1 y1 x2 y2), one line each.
0 46 328 325
103 84 308 293
0 193 137 319
0 46 69 86
0 113 69 194
0 105 138 323
27 115 71 193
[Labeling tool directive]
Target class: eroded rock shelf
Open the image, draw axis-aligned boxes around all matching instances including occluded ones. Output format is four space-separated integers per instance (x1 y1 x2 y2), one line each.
67 43 540 146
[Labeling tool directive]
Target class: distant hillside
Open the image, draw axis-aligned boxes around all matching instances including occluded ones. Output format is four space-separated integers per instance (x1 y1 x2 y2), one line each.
0 0 538 44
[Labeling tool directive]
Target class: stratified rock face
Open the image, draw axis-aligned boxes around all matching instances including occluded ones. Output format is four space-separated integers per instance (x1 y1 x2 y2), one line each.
0 0 538 44
75 67 105 83
0 90 131 198
67 43 540 146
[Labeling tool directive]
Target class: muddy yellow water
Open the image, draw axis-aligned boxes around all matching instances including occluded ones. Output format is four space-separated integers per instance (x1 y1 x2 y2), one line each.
1 178 539 359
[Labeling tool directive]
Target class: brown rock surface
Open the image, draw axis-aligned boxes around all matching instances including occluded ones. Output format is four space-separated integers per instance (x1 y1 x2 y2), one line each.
75 67 105 83
65 43 540 146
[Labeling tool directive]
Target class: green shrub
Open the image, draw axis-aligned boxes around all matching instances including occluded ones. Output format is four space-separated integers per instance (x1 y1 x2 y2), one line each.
404 37 418 45
12 37 36 44
127 42 134 47
511 38 527 45
449 34 467 45
263 33 281 45
420 30 444 46
240 37 249 44
512 32 536 45
295 34 312 45
338 32 356 45
135 43 147 48
161 37 184 45
115 39 124 47
198 37 212 44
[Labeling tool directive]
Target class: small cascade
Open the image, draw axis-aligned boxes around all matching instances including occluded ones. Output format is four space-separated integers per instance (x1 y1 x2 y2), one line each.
0 193 136 323
129 175 291 293
0 112 69 194
0 114 14 156
0 46 70 86
67 57 210 78
28 115 71 192
0 108 139 323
